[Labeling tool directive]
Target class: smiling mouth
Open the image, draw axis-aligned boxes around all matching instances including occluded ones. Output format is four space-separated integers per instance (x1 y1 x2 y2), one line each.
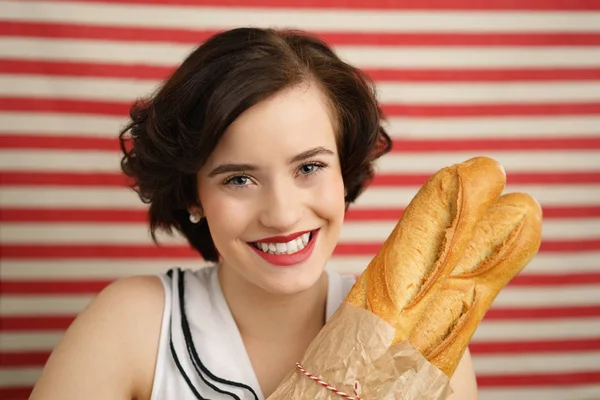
251 231 315 255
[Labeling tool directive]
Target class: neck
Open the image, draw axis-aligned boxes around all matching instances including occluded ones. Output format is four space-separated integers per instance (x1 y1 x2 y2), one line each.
218 266 329 345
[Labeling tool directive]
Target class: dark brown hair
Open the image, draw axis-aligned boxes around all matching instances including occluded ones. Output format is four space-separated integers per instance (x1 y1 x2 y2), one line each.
119 27 392 262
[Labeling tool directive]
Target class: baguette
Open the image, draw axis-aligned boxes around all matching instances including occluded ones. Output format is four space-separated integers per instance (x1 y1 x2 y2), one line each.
408 192 543 376
345 156 506 344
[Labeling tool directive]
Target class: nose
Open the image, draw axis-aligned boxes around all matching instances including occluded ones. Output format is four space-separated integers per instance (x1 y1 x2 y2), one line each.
258 181 303 233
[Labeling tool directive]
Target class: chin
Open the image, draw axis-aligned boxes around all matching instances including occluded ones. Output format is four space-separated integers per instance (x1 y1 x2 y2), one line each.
256 261 327 296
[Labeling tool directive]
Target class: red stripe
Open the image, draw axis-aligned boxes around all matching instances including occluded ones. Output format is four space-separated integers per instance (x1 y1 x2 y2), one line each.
0 240 597 259
510 273 600 286
0 134 121 151
485 306 600 319
1 280 113 295
0 172 131 187
2 205 599 224
1 316 75 331
4 97 600 118
37 0 600 11
373 172 600 185
347 206 600 220
381 103 600 117
0 59 175 81
4 21 600 47
1 371 599 400
368 68 600 82
3 171 599 187
0 208 149 223
0 352 51 367
3 273 599 295
3 59 600 83
0 387 31 400
477 371 600 387
2 307 598 333
390 137 600 152
470 338 600 354
3 134 600 152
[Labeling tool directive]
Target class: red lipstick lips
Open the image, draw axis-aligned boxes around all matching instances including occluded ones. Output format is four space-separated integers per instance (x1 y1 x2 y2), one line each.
248 229 319 267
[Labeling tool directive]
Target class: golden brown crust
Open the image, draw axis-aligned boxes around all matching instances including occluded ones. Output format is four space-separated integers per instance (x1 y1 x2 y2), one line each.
345 156 507 343
408 192 543 376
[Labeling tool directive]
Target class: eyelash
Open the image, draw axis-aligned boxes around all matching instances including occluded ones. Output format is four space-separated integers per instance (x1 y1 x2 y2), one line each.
222 161 328 189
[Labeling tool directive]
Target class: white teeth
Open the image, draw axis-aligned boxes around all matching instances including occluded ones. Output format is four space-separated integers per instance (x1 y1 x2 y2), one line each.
254 232 313 255
275 243 286 253
301 233 309 245
287 240 298 254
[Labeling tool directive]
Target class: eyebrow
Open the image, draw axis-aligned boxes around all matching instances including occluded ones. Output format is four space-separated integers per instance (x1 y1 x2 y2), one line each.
207 146 334 178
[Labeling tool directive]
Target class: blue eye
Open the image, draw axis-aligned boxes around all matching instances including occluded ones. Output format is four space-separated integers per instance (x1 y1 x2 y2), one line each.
224 175 251 187
298 162 327 177
300 164 316 174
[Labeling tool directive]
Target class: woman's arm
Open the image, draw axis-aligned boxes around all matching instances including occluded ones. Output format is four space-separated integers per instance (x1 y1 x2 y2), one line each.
29 276 165 400
447 347 479 399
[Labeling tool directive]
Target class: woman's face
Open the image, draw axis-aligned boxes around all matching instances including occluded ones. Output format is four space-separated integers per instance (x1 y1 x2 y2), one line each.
197 83 346 295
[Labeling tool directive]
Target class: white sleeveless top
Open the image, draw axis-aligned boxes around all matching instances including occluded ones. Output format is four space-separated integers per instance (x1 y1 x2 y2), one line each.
150 266 356 400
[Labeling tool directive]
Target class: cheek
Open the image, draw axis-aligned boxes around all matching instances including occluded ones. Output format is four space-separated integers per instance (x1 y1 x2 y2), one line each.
201 191 253 245
312 171 346 221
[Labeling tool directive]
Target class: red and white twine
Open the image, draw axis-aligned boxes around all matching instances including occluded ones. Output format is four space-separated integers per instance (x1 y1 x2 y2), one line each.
295 362 363 400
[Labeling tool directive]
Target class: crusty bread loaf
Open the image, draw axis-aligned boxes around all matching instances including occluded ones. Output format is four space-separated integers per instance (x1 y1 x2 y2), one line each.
345 156 507 344
408 192 543 376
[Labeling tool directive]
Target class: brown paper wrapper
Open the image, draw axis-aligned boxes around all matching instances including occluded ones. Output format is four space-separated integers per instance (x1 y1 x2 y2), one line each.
267 303 453 400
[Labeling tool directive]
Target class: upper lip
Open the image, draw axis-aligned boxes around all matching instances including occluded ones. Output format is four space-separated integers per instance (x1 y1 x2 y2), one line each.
252 229 315 243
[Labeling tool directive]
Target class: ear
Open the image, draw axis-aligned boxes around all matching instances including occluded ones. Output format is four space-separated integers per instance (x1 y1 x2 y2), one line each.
188 205 204 224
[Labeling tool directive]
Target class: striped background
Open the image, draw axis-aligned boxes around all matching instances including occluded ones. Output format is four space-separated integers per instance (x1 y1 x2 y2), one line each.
1 1 600 399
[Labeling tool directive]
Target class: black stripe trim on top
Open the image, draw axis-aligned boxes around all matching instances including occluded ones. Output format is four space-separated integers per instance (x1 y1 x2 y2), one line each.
170 268 260 400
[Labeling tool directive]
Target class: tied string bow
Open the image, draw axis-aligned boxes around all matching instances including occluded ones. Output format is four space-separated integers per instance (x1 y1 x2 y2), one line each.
295 362 363 400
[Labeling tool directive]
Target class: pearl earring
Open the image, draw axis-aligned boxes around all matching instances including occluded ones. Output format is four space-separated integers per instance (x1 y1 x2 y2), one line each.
189 213 201 224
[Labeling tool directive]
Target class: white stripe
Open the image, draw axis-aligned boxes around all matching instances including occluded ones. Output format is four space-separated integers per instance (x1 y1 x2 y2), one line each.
3 37 600 69
1 296 93 315
1 185 599 209
0 260 208 279
1 218 598 245
385 117 600 139
3 284 599 316
0 113 127 137
474 352 600 374
356 186 600 208
0 367 39 386
473 318 600 341
3 0 600 32
0 187 146 208
480 387 600 400
0 150 123 172
377 151 600 173
341 220 600 242
1 356 598 388
3 112 600 139
2 252 599 279
380 81 600 105
5 75 600 105
493 286 600 308
0 332 64 351
1 319 598 352
4 149 599 174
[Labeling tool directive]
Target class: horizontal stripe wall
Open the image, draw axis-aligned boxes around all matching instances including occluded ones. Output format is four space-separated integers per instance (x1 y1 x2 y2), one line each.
1 0 600 398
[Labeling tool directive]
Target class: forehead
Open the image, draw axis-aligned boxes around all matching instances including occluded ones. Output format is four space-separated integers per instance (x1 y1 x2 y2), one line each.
205 83 338 166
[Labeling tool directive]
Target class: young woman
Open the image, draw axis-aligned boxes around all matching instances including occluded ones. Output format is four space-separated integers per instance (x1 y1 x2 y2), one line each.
30 28 478 400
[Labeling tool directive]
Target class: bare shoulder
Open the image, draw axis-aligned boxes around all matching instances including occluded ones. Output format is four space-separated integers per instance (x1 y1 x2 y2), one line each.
30 275 167 400
447 347 479 400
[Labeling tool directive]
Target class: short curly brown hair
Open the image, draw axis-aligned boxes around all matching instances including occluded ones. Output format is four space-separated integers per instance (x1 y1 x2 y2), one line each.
119 27 392 262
